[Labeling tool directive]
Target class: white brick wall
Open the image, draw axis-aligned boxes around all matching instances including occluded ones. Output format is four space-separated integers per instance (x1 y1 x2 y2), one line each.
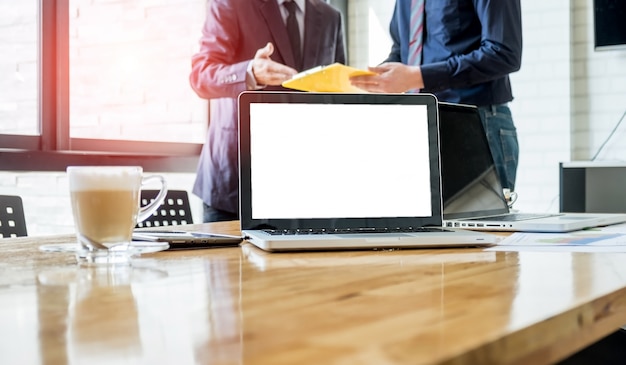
1 0 209 140
68 0 209 143
0 171 203 237
0 0 38 135
347 0 394 68
509 0 572 213
572 0 626 162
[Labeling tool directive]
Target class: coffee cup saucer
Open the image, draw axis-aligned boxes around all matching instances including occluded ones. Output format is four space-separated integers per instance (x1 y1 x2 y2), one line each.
39 241 170 257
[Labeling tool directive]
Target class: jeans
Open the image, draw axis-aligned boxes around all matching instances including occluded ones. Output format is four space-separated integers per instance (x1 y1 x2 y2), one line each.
203 204 238 223
477 104 519 191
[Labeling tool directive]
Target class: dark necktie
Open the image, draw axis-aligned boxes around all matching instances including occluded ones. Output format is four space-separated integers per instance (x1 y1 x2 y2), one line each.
284 1 302 70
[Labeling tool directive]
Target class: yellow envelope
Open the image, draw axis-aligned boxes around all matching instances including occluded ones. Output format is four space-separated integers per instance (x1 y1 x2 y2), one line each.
282 63 376 93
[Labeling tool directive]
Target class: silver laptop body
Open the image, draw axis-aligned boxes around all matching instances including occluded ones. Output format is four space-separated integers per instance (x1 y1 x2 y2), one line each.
237 92 497 251
439 102 626 232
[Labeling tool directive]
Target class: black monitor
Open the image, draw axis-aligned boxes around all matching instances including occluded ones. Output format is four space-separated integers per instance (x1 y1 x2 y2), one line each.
594 0 626 51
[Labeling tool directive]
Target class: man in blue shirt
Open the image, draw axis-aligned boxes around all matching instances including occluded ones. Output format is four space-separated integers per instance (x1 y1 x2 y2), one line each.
351 0 522 192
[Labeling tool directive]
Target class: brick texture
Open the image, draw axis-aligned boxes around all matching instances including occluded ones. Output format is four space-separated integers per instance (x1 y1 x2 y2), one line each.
0 172 202 236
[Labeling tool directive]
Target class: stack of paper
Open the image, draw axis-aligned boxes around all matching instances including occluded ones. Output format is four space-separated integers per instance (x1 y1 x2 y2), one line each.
486 223 626 252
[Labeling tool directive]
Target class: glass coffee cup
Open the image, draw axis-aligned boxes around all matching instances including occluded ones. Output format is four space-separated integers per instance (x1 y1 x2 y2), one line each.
67 166 167 265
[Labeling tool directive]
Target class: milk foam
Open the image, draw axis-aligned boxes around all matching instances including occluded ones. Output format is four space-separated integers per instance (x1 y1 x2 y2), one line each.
68 166 142 191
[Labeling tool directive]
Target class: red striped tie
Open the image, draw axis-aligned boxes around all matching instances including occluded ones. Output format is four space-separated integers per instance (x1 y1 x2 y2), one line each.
408 0 424 66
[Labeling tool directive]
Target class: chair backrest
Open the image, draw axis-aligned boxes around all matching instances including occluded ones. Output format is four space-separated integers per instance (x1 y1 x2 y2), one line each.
0 195 28 238
136 190 194 228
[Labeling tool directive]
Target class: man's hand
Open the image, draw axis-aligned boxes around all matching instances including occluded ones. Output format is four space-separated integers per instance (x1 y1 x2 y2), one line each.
251 42 298 86
350 62 424 93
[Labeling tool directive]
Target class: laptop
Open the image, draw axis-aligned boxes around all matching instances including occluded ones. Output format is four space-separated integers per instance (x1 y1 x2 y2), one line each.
439 102 626 232
237 91 498 252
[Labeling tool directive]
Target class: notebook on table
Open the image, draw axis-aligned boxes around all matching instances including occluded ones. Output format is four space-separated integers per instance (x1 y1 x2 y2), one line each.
237 91 497 252
438 102 626 232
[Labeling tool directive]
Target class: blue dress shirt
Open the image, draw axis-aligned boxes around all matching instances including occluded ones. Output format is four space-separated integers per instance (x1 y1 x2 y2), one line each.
385 0 522 106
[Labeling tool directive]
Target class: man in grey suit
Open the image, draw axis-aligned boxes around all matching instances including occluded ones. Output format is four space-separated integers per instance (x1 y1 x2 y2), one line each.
189 0 346 222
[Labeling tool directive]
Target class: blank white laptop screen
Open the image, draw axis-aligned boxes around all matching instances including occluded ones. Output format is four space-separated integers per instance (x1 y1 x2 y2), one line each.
237 92 500 251
248 103 431 220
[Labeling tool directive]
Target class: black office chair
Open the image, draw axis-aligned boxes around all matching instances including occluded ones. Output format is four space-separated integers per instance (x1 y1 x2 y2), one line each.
0 195 28 238
136 190 194 228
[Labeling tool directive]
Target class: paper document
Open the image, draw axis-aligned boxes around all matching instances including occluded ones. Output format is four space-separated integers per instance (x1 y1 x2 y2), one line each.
486 223 626 252
282 63 376 92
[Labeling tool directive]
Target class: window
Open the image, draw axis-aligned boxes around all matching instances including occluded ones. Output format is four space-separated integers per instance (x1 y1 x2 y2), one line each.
0 0 208 169
68 0 207 145
0 0 39 136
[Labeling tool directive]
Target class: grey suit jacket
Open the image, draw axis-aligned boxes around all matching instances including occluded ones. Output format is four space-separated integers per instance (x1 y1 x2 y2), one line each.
189 0 346 215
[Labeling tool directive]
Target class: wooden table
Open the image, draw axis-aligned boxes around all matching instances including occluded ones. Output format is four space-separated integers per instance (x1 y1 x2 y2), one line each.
2 221 626 365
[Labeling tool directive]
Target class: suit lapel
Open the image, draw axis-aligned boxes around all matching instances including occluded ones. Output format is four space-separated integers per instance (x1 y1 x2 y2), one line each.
257 0 297 69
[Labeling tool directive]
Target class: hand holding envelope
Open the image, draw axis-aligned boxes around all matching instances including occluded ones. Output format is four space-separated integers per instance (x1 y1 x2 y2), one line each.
349 62 425 93
282 63 376 93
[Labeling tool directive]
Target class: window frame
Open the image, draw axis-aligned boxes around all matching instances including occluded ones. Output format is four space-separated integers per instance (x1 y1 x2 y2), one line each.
0 0 201 172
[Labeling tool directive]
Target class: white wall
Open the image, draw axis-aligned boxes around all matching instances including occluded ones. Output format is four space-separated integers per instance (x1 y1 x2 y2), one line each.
348 0 626 213
572 0 626 161
0 172 203 237
509 0 571 213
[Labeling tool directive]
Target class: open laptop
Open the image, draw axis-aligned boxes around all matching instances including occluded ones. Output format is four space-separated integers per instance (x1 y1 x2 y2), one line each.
237 91 498 251
439 102 626 232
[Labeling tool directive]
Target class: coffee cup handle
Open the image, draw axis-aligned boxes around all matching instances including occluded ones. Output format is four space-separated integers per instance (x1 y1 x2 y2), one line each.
137 175 168 224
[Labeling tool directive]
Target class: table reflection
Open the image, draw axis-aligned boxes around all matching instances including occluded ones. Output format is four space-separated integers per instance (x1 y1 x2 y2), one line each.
35 254 245 365
11 238 626 365
238 244 516 364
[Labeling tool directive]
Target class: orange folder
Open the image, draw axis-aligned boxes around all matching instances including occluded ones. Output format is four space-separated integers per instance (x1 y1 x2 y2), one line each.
282 63 376 93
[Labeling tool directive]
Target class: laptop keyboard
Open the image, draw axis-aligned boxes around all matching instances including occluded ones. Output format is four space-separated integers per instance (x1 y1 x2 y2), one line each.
263 227 450 235
470 213 562 222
